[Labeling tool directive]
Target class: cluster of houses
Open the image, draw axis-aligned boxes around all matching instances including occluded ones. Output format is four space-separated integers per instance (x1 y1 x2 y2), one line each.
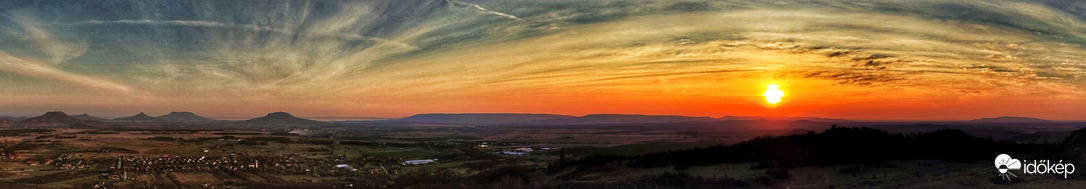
25 156 88 169
502 147 560 156
34 154 360 177
479 142 561 156
403 159 437 165
502 147 534 155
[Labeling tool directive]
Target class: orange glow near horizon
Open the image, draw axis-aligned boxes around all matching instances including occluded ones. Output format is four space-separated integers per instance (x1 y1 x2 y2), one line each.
2 75 1083 120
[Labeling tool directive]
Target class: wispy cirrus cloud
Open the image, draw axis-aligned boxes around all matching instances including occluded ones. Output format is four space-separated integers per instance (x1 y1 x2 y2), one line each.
10 15 87 65
0 14 150 99
0 51 154 99
58 19 419 50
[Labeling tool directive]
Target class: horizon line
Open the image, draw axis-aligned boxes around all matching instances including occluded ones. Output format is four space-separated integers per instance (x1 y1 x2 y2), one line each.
2 110 1084 122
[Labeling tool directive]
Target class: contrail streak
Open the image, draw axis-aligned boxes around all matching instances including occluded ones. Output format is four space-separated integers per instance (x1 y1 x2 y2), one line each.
444 0 521 20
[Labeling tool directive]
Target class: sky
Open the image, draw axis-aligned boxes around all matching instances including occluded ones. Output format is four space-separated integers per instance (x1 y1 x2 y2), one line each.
0 0 1084 120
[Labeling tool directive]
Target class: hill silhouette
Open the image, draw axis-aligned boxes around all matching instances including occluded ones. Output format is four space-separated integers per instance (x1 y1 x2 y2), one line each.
553 125 1044 177
114 112 165 122
18 111 91 126
71 114 111 122
237 112 328 127
1060 127 1086 179
157 112 217 122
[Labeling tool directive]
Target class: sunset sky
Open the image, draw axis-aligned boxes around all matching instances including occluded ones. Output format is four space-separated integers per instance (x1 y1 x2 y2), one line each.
1 0 1084 120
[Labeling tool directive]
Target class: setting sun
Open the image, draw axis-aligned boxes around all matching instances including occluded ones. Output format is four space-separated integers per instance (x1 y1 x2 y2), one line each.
764 84 784 104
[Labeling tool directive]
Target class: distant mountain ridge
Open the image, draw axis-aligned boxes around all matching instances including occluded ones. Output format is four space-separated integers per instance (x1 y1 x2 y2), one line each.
7 111 1069 127
394 113 574 125
0 116 28 121
157 112 217 122
970 116 1051 123
526 114 716 125
719 116 852 122
391 113 851 126
237 112 328 127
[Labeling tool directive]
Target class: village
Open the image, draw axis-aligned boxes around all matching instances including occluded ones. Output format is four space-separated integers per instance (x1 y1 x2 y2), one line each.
3 135 565 188
33 154 363 179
